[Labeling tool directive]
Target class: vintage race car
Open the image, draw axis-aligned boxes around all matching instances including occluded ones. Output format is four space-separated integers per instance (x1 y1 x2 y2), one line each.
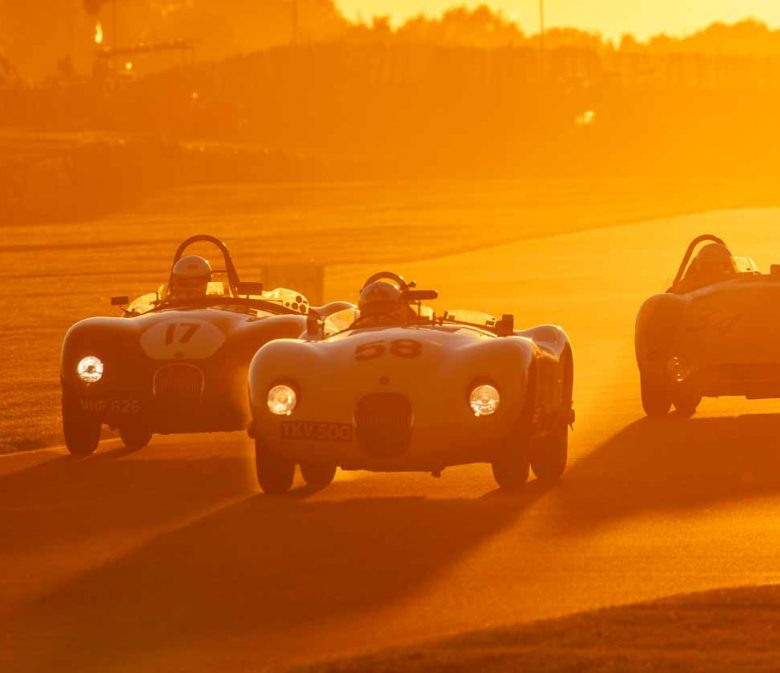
636 233 780 417
248 272 575 493
60 234 323 456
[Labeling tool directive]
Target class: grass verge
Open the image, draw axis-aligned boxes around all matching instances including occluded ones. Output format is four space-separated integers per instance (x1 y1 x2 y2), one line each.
292 585 780 673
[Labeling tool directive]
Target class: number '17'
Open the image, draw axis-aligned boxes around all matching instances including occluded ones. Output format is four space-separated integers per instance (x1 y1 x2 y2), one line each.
164 323 201 345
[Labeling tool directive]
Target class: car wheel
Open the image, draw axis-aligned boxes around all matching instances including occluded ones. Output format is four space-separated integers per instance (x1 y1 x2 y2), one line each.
119 425 152 450
300 462 337 488
640 373 671 418
532 352 572 483
492 426 531 490
62 394 101 457
255 435 295 494
531 418 568 484
673 390 701 417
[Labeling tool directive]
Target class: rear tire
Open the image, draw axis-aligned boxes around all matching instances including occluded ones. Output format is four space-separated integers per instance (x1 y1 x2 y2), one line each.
119 425 152 450
255 435 295 495
641 374 672 418
300 463 337 488
62 395 101 457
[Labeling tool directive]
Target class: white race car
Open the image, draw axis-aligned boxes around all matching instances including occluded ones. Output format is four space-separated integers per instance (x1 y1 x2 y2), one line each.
248 272 575 493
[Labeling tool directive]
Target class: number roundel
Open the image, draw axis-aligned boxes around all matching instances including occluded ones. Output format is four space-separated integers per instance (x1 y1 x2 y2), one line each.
354 339 422 361
140 319 226 360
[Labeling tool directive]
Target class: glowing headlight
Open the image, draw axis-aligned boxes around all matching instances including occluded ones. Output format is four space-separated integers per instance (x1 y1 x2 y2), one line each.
666 356 690 383
77 356 104 384
469 384 500 417
267 384 298 416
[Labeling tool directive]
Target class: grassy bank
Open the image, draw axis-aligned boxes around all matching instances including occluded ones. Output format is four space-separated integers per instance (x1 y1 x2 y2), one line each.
293 585 780 673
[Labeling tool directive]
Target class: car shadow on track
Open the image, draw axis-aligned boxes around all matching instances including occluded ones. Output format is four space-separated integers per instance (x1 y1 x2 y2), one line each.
551 412 780 534
0 442 257 552
1 454 547 673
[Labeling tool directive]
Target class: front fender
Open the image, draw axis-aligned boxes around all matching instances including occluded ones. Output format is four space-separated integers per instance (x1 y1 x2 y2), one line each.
61 317 143 386
635 293 686 375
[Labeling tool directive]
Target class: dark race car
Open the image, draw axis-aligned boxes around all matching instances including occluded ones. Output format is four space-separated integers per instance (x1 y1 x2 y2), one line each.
61 234 317 456
636 233 780 417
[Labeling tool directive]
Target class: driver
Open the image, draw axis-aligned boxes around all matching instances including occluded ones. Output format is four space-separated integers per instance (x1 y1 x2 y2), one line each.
169 255 212 303
357 280 407 326
680 243 738 292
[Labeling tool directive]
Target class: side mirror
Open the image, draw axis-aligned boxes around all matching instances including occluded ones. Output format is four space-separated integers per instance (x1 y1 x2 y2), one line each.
496 314 515 337
111 296 129 306
236 281 263 296
403 289 439 301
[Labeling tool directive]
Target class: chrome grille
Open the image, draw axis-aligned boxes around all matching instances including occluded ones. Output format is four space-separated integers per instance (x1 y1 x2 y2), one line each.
153 364 204 398
355 393 412 458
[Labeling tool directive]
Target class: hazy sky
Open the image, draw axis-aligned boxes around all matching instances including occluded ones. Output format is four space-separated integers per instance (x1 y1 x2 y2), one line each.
335 1 780 39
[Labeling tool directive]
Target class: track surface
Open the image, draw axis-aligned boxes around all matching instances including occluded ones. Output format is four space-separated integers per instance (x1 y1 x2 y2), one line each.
2 210 780 672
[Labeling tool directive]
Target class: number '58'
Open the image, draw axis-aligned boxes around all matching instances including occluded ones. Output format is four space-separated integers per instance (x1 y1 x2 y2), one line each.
355 339 422 361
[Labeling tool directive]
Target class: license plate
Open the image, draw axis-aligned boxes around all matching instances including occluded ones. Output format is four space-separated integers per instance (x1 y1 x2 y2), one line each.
280 421 353 443
79 399 141 414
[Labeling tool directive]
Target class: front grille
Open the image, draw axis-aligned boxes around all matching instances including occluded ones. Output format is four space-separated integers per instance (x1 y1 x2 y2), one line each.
355 393 412 458
153 364 204 398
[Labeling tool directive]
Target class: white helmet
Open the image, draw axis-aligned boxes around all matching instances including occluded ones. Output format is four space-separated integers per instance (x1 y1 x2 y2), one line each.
170 255 212 301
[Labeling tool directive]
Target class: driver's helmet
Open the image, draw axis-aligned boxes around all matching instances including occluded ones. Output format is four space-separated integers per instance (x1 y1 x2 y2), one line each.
688 243 737 286
358 280 404 321
170 255 212 302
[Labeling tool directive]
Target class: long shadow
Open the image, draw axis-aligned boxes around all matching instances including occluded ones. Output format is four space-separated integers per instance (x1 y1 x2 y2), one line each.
2 483 544 673
552 412 780 533
0 441 256 552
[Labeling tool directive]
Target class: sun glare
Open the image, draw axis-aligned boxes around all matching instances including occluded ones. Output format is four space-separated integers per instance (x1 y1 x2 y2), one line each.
94 21 104 46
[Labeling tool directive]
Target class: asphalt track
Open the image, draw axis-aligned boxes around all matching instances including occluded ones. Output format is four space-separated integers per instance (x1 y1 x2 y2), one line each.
2 209 779 673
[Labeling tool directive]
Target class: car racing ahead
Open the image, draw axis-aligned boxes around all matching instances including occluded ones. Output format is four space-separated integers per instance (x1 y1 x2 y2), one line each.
60 234 315 456
636 233 780 417
249 272 575 493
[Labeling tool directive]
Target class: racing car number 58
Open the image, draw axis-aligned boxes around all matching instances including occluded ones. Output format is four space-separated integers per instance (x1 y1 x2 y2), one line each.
355 339 422 361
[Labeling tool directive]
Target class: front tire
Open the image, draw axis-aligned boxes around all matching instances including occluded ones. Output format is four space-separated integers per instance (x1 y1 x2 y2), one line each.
531 419 568 484
532 351 573 484
641 373 672 418
62 394 101 457
119 425 152 450
492 419 531 490
255 435 295 494
300 462 337 488
673 390 701 417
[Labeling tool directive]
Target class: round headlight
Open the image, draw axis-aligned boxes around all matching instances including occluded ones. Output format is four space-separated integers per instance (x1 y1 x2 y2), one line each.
267 384 297 416
469 384 500 417
77 356 104 384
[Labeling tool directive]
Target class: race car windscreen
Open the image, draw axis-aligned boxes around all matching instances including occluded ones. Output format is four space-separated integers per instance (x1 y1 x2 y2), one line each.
324 307 359 335
127 292 160 315
410 304 435 320
442 309 498 330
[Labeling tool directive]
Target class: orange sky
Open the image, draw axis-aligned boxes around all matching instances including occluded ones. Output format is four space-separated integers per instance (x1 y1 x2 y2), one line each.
335 1 780 39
